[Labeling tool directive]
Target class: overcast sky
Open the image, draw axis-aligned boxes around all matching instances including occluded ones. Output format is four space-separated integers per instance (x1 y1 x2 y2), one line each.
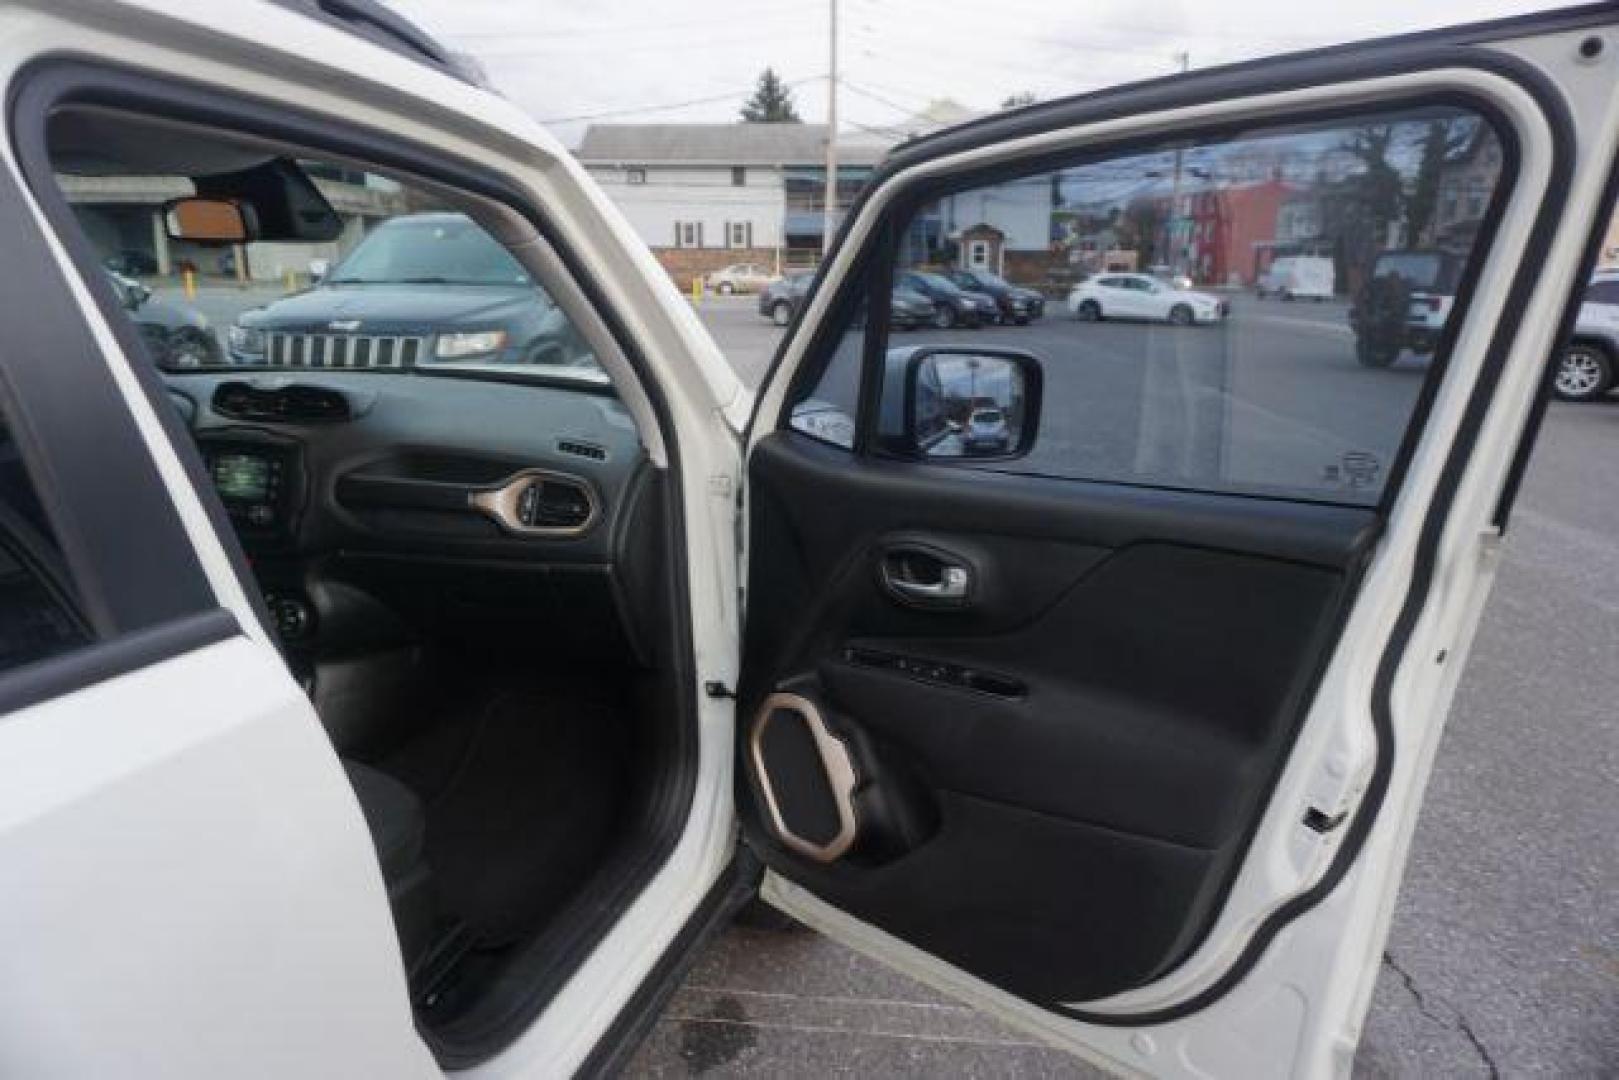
386 0 1579 147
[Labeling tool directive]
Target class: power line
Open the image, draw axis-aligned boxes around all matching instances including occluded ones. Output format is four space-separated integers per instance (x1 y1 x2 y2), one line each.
439 3 812 43
539 75 827 125
848 32 1152 85
832 72 935 107
836 78 918 118
471 23 824 60
851 0 1328 48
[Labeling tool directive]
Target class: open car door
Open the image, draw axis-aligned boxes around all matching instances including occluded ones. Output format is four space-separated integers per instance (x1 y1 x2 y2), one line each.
737 7 1619 1077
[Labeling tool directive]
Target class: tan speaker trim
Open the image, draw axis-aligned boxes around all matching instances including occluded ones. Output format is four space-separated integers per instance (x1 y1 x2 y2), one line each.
749 692 860 863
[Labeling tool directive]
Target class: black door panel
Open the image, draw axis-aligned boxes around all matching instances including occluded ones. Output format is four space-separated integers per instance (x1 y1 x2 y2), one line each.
767 789 1219 1004
741 432 1376 1004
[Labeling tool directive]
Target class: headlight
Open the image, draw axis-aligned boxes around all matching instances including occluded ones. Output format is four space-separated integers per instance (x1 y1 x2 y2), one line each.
228 325 264 353
435 329 508 359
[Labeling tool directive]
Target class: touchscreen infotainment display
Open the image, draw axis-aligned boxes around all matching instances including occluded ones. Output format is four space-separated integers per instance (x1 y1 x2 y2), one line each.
212 453 271 502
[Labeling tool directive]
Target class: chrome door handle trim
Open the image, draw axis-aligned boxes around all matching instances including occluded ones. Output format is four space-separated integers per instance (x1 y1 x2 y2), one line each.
885 564 969 601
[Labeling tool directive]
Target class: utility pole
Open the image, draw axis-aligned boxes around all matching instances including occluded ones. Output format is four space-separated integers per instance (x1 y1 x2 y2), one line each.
1168 50 1190 275
822 0 838 258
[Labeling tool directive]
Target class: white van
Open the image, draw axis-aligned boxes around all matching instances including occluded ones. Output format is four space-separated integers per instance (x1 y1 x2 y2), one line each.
1257 255 1336 300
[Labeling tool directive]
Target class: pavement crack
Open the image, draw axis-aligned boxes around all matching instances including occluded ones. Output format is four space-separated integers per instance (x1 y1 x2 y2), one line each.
1381 951 1444 1024
1382 951 1501 1079
1454 1011 1502 1080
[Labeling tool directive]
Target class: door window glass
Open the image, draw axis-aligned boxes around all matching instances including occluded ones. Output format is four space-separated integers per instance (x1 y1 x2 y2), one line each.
0 419 90 672
792 104 1508 505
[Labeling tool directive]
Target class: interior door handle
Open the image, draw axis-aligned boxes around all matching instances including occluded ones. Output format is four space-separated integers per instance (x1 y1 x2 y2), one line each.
880 547 973 607
888 566 970 601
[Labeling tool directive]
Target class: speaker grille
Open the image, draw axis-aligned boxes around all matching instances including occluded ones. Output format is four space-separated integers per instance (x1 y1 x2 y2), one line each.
748 693 859 862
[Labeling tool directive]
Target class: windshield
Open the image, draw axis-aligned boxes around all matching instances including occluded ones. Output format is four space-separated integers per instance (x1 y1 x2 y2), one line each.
963 270 1004 287
913 273 959 293
972 409 1003 424
329 217 532 286
1373 252 1459 293
56 151 604 383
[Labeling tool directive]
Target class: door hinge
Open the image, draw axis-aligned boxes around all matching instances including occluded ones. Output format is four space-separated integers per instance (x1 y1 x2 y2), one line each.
704 681 736 700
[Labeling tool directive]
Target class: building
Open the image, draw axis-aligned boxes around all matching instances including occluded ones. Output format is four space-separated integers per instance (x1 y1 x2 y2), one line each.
61 165 408 281
1171 178 1297 287
576 104 978 287
577 123 886 284
1432 125 1506 251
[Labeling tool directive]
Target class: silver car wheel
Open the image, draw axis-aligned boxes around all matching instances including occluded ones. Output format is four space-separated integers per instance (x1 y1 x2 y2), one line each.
1554 345 1608 400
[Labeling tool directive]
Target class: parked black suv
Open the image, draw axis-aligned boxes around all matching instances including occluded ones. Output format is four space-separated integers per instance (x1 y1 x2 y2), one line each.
1349 249 1465 368
895 271 997 329
108 271 221 367
758 272 815 326
227 213 590 371
944 269 1045 324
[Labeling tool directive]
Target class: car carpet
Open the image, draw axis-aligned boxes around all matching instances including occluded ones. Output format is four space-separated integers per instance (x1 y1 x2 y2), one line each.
384 684 629 948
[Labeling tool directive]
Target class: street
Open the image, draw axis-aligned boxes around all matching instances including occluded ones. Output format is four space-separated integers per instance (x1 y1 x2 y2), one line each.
625 296 1619 1078
797 294 1411 501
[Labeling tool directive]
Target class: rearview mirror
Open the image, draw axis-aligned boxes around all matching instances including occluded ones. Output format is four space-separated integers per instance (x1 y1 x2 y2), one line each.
162 197 259 245
887 346 1043 460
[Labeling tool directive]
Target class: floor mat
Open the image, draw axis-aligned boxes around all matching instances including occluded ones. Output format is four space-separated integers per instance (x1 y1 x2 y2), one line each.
391 686 629 947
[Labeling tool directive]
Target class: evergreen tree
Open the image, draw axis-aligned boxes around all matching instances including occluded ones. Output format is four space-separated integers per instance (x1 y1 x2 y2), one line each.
740 68 802 123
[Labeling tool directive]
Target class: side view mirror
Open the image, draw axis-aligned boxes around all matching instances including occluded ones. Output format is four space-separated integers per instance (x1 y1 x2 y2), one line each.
162 197 260 245
881 346 1043 461
128 282 152 308
308 258 329 283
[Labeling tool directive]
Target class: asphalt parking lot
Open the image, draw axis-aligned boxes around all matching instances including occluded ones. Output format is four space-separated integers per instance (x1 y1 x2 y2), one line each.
626 295 1619 1078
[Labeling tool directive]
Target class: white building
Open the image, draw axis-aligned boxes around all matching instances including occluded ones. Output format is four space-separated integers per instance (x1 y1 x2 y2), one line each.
577 123 889 278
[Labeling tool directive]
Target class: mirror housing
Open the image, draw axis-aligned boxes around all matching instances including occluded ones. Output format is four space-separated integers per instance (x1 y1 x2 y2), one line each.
878 346 1043 461
162 197 259 245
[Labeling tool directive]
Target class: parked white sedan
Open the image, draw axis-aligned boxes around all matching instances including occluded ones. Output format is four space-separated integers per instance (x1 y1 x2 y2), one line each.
1068 273 1229 325
705 262 777 295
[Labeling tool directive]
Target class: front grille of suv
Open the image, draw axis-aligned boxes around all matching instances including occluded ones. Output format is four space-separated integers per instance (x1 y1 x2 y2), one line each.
265 332 425 368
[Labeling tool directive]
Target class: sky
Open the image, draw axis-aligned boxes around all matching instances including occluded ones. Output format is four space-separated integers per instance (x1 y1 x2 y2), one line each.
386 0 1581 147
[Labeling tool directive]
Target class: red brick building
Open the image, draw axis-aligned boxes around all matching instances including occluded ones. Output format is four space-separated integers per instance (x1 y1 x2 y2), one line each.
1169 178 1295 287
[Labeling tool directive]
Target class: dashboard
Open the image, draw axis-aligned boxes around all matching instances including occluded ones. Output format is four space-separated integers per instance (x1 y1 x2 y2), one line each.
163 371 663 665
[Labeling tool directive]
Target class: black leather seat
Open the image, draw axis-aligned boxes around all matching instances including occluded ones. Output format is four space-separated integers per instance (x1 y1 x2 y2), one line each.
344 761 435 970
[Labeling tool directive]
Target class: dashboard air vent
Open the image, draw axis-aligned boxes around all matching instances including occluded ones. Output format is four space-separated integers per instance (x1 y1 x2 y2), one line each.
517 478 594 530
212 382 352 423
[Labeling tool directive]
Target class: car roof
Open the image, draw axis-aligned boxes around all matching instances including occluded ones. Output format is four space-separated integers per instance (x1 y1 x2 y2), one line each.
268 0 484 86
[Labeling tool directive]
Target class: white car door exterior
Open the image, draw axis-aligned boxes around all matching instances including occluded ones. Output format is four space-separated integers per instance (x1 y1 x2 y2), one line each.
1136 278 1172 319
0 2 748 1077
0 55 430 1080
739 8 1619 1078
